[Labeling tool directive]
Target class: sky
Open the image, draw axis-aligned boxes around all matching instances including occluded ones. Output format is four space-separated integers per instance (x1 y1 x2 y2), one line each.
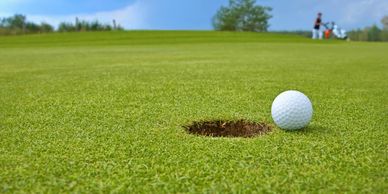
0 0 387 30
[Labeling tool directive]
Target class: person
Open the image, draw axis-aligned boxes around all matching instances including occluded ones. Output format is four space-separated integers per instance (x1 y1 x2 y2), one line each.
312 12 323 39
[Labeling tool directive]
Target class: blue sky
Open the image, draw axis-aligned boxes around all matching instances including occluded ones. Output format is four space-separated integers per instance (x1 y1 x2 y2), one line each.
0 0 387 30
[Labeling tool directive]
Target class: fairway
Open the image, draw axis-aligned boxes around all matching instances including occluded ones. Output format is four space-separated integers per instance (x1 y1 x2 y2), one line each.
0 31 387 193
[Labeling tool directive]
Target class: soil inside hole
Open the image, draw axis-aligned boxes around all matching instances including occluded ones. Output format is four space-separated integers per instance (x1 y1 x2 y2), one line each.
183 120 272 138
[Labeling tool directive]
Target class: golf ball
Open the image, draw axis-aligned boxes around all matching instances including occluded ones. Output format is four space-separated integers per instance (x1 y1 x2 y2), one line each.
271 90 313 130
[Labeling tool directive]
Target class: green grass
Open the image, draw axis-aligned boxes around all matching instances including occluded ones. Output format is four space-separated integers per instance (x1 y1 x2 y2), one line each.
0 31 387 193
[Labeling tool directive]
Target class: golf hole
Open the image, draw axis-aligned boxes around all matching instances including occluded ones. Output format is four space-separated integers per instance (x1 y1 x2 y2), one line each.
184 120 272 138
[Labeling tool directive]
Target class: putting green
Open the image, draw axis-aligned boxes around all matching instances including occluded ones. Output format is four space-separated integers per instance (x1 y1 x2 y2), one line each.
0 31 387 193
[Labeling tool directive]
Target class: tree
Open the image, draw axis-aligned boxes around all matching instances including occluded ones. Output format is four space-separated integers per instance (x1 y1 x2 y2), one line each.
1 14 26 31
25 22 40 33
367 25 381 41
7 14 26 29
58 22 77 32
0 14 27 34
40 22 54 33
213 0 272 32
381 15 388 31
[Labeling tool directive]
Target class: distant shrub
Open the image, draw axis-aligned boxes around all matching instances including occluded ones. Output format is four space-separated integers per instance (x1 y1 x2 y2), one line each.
58 22 77 32
348 25 388 42
0 14 55 35
1 14 124 35
40 22 54 33
380 30 388 41
58 18 122 33
0 14 26 35
25 22 40 33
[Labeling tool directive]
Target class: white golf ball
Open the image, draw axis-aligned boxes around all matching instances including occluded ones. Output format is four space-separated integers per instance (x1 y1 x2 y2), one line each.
271 90 313 130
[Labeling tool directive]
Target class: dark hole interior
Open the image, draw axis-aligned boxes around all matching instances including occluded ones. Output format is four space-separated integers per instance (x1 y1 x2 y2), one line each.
184 120 272 138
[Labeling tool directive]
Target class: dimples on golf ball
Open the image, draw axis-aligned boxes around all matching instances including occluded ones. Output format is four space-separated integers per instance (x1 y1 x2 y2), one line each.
271 90 313 130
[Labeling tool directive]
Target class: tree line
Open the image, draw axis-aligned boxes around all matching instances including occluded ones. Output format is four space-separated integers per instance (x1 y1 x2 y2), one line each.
347 16 388 42
0 14 123 35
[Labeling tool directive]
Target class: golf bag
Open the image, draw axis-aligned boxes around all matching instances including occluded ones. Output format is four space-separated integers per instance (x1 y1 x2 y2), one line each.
332 24 348 40
322 22 348 40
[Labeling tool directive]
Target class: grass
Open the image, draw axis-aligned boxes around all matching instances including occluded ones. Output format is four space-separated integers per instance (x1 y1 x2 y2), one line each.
0 31 387 193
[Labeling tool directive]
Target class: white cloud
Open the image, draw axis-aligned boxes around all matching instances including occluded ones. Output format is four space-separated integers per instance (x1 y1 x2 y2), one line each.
1 1 148 29
339 0 388 26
